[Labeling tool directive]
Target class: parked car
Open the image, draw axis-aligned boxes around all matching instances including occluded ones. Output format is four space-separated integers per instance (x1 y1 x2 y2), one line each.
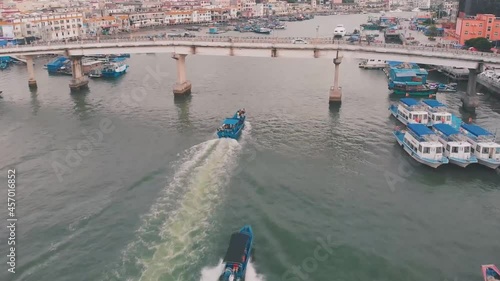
292 39 308 44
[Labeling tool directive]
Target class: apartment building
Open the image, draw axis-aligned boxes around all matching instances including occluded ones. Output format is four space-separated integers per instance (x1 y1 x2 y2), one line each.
6 12 84 41
455 13 500 44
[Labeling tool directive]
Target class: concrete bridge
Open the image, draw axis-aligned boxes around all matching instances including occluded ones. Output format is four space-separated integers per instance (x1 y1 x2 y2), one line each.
1 36 496 110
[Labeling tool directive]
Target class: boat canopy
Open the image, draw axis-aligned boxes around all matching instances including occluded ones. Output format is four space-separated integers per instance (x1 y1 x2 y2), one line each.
394 71 417 78
434 123 459 137
422 99 445 108
408 123 435 137
461 123 494 137
223 232 250 264
223 118 240 125
400 98 420 107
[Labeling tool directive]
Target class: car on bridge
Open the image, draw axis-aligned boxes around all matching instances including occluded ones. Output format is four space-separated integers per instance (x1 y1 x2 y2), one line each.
167 32 196 38
292 39 308 44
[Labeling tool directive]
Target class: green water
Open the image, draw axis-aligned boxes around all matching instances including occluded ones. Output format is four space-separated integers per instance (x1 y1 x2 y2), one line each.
0 13 499 281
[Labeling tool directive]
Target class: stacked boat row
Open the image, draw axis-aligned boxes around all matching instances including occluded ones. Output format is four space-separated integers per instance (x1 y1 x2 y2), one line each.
389 98 500 169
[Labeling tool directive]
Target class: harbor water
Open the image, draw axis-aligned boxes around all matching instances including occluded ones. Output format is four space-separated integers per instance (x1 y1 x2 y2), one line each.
0 13 499 281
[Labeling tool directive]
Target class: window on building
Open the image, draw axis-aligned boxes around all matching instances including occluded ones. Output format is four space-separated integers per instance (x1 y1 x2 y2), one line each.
466 23 470 26
479 32 483 35
479 23 483 27
487 35 491 39
465 31 469 34
489 18 493 24
496 32 499 36
452 147 459 153
488 26 492 31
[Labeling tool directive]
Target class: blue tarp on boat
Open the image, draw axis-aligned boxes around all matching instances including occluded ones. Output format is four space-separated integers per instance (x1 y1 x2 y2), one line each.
434 123 459 137
400 98 420 107
111 57 126 62
422 99 445 108
461 123 493 137
408 123 435 137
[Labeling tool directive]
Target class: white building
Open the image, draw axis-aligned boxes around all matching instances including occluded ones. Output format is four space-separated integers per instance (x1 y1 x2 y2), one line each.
7 12 84 41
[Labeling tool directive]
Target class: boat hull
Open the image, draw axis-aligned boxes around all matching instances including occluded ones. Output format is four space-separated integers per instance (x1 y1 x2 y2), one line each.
448 157 477 168
394 131 448 168
392 88 438 97
477 158 500 169
102 66 128 78
482 264 500 281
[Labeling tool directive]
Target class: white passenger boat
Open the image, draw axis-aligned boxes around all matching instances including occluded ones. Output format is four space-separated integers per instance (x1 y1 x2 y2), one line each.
421 99 453 126
389 98 429 126
432 123 478 168
358 59 387 69
334 24 346 38
460 123 500 169
394 123 449 168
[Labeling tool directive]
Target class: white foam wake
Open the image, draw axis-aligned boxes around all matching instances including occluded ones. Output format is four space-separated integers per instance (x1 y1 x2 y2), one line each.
107 123 254 281
199 259 265 281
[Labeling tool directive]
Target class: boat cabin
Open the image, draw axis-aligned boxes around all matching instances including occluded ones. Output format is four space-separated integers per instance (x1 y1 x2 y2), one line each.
461 124 500 161
422 99 452 126
223 232 250 268
405 124 444 161
397 98 428 125
433 123 473 160
219 118 240 131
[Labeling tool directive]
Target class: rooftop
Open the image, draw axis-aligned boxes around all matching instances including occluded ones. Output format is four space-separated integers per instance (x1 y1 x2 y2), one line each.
408 123 436 138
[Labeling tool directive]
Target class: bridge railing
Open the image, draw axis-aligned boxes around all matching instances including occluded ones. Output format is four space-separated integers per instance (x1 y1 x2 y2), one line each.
2 36 500 59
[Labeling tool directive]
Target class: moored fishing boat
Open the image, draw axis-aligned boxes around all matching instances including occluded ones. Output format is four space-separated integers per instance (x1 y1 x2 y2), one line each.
482 264 500 281
429 82 457 92
389 81 438 97
432 123 478 167
394 123 449 168
389 98 429 126
219 225 253 281
460 123 500 169
101 59 128 78
358 59 387 69
421 99 453 126
89 69 102 78
216 109 246 139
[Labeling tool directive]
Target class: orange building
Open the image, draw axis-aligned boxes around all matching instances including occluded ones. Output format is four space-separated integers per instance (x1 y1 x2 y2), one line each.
455 14 500 44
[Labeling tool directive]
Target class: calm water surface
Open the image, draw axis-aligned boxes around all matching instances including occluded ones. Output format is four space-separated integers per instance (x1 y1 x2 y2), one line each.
0 13 499 281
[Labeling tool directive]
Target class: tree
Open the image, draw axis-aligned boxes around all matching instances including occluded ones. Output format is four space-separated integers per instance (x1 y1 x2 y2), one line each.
465 37 493 52
427 25 438 37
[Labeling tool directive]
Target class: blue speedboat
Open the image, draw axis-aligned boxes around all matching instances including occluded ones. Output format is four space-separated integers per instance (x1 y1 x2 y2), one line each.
219 225 253 281
216 109 246 139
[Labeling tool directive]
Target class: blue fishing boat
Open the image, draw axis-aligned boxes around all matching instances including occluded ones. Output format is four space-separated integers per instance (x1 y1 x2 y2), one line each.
219 225 253 281
429 82 457 92
432 123 478 168
101 58 128 78
460 123 500 169
394 123 449 168
216 109 246 139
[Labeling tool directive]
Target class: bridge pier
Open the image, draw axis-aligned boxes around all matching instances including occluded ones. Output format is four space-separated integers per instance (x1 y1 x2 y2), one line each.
172 54 191 96
329 52 343 104
461 66 481 113
69 56 89 91
26 55 37 88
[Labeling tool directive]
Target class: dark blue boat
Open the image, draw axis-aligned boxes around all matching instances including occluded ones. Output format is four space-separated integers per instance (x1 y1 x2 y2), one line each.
219 225 253 281
216 109 246 139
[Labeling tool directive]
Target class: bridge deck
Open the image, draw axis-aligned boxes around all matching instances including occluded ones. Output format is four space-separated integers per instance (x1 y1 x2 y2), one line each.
0 36 497 68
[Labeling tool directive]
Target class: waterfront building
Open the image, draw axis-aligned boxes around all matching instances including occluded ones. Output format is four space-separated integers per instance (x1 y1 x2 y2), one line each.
5 12 84 41
455 13 500 44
